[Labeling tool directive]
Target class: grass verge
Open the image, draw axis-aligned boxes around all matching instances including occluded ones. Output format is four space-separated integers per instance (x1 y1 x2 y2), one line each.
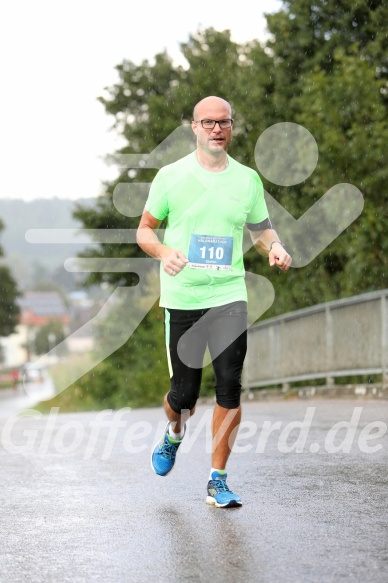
34 354 102 414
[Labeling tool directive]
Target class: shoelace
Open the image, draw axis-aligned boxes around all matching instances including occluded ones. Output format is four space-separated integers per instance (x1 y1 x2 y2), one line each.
210 479 230 493
160 437 180 459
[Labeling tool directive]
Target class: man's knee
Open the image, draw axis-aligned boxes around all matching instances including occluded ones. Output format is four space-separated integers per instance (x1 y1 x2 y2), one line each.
215 384 241 409
167 390 198 414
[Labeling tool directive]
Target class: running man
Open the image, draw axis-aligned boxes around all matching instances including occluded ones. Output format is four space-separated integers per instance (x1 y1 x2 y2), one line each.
137 96 292 507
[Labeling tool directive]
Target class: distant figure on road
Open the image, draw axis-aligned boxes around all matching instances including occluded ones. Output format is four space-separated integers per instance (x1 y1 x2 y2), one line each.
11 368 19 391
137 95 292 507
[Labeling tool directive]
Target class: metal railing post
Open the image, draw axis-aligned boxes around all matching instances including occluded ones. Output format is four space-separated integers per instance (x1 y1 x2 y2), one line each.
325 305 334 386
382 293 387 388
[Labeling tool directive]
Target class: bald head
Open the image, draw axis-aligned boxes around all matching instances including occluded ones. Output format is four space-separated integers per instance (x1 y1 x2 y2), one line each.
193 96 232 120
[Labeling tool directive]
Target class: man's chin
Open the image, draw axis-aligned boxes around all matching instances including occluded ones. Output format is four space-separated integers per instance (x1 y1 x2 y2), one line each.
208 141 226 152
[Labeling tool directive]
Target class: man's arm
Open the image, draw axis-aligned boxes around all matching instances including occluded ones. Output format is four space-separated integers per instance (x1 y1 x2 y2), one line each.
137 210 188 275
249 228 292 272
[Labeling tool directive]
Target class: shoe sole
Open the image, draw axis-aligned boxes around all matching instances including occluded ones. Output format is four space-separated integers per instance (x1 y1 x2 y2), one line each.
206 495 242 508
150 454 174 477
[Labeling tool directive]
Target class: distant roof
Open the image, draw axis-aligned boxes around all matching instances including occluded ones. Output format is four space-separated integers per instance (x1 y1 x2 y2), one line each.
18 291 69 323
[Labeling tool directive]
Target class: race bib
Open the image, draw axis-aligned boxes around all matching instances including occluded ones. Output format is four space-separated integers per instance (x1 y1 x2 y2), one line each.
187 234 233 270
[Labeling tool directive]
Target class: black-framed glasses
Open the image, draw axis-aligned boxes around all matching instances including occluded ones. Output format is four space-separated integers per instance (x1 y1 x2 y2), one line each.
194 118 234 129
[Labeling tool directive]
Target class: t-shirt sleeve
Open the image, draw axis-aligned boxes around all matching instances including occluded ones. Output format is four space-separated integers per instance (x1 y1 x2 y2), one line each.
144 170 169 220
246 171 269 224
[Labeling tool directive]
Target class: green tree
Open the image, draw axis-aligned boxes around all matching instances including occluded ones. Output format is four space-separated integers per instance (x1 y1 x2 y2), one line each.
261 0 388 305
0 219 20 337
34 321 66 355
295 48 388 295
266 0 387 116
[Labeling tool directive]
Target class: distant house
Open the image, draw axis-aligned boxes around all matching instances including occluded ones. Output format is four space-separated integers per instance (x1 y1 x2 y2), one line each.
0 291 70 367
18 291 70 327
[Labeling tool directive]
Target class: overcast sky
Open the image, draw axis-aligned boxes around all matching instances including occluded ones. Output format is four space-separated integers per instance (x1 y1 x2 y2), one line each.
0 0 282 201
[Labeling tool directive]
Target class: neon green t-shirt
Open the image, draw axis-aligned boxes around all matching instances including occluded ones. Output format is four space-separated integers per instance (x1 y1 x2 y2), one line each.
145 152 269 309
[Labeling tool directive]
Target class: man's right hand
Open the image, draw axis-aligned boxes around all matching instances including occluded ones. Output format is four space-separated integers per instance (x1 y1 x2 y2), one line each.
161 248 189 277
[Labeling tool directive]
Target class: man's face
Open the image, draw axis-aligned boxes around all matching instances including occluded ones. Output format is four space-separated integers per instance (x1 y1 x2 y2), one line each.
192 100 233 156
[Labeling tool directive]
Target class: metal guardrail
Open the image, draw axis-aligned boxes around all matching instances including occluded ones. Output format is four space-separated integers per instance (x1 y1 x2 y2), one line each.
243 289 388 389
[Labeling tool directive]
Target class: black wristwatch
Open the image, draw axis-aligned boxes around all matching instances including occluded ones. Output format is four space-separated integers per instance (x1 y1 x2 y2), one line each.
269 240 286 252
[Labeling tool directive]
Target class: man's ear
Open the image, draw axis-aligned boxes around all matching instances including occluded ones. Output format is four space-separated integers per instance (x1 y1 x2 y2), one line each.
191 121 198 135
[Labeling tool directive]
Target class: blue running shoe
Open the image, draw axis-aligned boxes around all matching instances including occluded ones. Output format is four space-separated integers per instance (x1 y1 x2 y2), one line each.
151 423 184 476
206 471 242 508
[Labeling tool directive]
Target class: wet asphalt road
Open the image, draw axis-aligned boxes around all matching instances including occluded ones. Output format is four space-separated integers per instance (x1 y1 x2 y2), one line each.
0 395 387 583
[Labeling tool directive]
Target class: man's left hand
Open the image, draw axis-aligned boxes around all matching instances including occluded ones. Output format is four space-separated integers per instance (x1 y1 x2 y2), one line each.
269 242 292 271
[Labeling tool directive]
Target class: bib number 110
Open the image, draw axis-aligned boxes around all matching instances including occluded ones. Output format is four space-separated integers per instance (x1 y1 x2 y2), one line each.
200 246 224 260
